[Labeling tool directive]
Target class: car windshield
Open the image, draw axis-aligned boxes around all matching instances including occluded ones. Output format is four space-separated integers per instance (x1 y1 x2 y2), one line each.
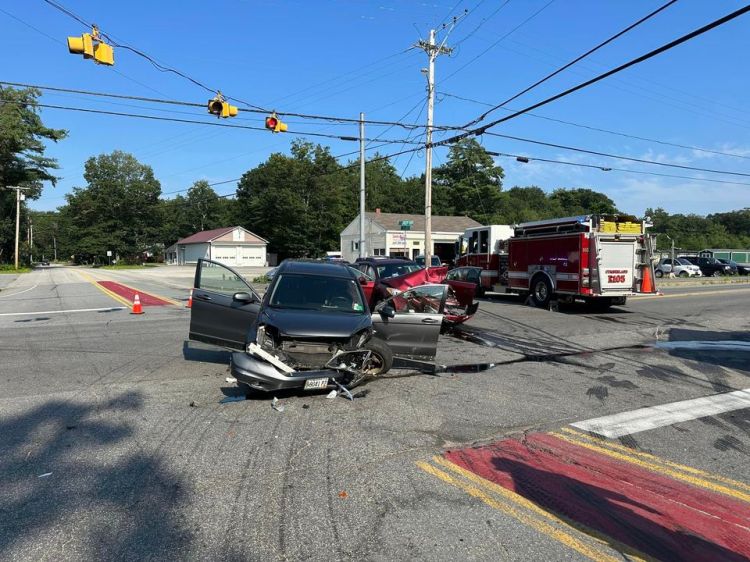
269 273 366 313
376 263 422 278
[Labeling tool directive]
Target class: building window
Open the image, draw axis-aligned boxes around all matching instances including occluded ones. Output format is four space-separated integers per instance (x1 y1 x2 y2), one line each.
351 241 359 251
374 248 386 256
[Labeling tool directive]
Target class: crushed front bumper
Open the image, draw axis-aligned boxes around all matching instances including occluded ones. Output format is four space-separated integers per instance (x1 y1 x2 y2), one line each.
230 352 347 392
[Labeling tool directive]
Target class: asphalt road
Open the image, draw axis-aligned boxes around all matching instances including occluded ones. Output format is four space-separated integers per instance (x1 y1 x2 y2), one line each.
1 265 749 560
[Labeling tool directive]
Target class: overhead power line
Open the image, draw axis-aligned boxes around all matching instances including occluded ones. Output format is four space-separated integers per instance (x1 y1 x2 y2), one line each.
441 0 557 83
487 149 750 187
0 80 442 131
435 4 750 147
41 0 268 110
439 91 750 161
465 0 678 127
0 100 426 145
483 131 750 178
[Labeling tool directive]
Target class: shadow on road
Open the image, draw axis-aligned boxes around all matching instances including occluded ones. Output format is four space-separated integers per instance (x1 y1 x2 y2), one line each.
0 391 191 558
182 340 231 364
491 456 747 561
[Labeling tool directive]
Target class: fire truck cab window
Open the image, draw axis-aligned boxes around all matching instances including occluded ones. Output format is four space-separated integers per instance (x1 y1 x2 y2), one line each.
479 230 489 253
469 232 478 254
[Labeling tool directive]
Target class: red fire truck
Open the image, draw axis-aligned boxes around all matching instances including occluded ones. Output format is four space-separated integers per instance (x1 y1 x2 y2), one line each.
455 215 657 308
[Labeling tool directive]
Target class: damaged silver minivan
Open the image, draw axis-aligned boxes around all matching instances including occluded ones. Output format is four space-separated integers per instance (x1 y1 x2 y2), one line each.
188 259 462 392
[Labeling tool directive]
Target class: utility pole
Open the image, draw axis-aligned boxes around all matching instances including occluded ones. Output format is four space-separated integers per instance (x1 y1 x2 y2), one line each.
53 236 57 262
417 29 452 267
4 186 29 270
359 112 366 259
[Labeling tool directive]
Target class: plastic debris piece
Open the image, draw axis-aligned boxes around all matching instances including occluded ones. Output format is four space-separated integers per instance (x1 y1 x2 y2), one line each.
38 472 52 478
338 491 348 499
333 380 354 401
352 389 370 399
219 395 246 404
189 401 198 407
326 390 338 399
302 404 310 409
226 376 237 383
271 396 285 412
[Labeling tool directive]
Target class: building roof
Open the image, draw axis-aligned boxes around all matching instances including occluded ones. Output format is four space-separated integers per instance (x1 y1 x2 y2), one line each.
177 226 267 245
365 212 482 232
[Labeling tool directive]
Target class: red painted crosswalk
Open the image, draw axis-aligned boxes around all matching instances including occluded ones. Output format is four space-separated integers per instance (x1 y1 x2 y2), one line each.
97 281 171 306
444 433 750 561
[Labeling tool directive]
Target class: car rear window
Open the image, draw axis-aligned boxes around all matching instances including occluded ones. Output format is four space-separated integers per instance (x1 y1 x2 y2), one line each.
269 273 365 313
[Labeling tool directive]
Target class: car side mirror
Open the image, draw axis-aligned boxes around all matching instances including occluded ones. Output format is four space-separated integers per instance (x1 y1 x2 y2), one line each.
359 276 369 285
233 291 255 303
378 304 396 318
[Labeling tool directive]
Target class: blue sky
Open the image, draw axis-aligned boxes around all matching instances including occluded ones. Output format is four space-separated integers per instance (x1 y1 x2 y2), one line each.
2 0 749 216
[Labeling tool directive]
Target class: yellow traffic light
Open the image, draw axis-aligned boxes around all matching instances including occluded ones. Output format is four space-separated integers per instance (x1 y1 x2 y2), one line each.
265 112 288 133
93 42 114 66
207 93 238 118
67 26 114 66
67 33 94 59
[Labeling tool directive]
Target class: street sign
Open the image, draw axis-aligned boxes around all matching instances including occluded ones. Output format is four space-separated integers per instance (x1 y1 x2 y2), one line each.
106 250 112 257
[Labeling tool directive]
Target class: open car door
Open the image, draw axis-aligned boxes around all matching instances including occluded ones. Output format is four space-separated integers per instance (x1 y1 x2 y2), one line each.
371 284 447 361
189 259 261 350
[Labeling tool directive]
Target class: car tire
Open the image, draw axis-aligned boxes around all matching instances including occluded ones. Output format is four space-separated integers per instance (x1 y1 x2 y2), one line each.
342 338 394 390
655 270 664 278
713 270 723 277
530 275 553 308
679 271 689 278
476 284 485 298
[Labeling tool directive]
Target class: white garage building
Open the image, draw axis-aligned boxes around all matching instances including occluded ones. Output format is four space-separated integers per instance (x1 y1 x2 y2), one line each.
165 226 268 267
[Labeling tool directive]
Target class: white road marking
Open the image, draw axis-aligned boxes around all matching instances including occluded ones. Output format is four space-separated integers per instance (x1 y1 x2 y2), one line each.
0 281 40 299
572 388 750 438
0 306 126 317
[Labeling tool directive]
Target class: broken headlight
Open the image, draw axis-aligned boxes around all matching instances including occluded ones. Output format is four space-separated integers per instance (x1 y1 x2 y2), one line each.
250 325 276 353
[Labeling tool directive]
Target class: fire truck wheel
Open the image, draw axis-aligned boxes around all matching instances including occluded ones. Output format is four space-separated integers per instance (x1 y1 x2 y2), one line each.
530 275 553 308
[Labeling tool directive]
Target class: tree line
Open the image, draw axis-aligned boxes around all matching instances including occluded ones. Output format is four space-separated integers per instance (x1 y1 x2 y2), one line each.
2 86 748 265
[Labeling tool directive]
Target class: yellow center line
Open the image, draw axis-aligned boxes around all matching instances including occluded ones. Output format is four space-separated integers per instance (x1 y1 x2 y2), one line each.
80 269 184 307
76 270 132 308
550 431 750 504
431 456 652 562
416 460 623 562
561 427 750 494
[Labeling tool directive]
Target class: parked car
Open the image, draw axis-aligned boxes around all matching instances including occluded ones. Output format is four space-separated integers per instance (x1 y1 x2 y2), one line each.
734 262 750 276
679 256 732 277
188 259 455 392
716 259 739 275
414 254 443 267
654 258 701 278
446 266 485 296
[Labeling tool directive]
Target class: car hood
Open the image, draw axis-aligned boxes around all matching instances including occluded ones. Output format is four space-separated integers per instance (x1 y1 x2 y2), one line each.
260 308 372 339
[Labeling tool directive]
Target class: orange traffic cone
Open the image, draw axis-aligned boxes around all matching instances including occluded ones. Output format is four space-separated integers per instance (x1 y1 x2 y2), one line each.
131 293 144 315
186 289 193 309
641 265 654 294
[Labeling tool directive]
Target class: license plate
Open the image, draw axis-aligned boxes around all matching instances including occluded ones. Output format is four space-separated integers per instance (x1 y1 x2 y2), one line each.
304 377 329 390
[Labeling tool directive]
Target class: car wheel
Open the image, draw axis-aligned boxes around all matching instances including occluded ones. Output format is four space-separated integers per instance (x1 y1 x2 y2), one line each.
655 270 664 278
343 338 394 389
713 270 723 277
679 271 689 278
530 275 552 308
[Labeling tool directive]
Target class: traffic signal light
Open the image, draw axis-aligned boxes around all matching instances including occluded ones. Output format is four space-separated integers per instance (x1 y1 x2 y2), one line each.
67 26 114 66
207 93 238 118
265 112 288 133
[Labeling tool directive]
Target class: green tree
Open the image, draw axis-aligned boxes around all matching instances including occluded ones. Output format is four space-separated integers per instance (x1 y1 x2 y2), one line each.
235 140 346 259
0 87 67 263
433 138 504 222
550 188 618 216
61 151 162 263
495 186 562 223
